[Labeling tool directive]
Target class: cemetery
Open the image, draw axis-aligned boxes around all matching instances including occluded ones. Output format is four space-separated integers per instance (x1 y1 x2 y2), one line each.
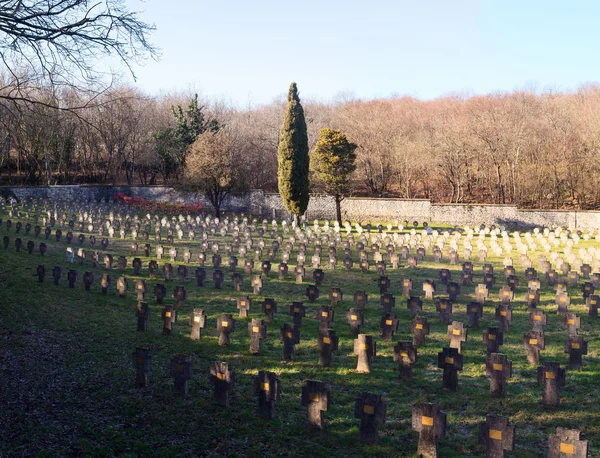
0 195 599 457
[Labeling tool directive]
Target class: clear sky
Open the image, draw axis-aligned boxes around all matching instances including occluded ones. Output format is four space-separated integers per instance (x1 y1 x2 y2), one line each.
122 0 600 105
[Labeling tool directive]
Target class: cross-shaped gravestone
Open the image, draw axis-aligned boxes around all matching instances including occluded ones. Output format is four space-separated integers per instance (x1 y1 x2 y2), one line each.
587 294 599 316
318 329 338 367
354 334 376 373
412 402 446 458
346 308 364 336
67 269 78 288
212 253 222 268
412 316 430 346
546 269 558 286
475 284 489 305
486 353 512 397
132 348 151 387
116 276 128 297
353 290 367 308
562 312 580 335
380 313 399 341
439 268 451 285
217 313 235 346
406 296 423 317
582 281 595 299
538 361 565 407
498 286 513 305
565 335 587 371
438 347 463 391
313 268 324 286
210 361 234 407
177 265 187 283
36 265 45 283
483 327 504 354
393 341 417 380
568 271 579 288
317 305 334 330
467 302 483 328
526 288 540 309
478 414 515 458
255 371 280 419
402 278 413 297
244 259 254 274
295 265 305 284
377 292 394 313
248 319 267 355
161 305 176 335
524 330 545 364
482 273 495 289
237 295 251 318
290 302 306 327
281 323 299 360
262 298 277 322
190 309 206 340
446 282 460 301
278 262 288 279
231 272 243 292
135 301 149 332
547 427 588 458
436 299 452 324
556 292 571 314
328 287 342 306
528 309 547 333
174 286 186 307
355 392 386 444
377 275 390 294
495 304 512 332
148 260 158 278
212 269 224 289
447 321 467 352
301 380 330 430
163 263 173 281
261 260 271 276
170 354 193 398
423 280 436 299
83 271 94 291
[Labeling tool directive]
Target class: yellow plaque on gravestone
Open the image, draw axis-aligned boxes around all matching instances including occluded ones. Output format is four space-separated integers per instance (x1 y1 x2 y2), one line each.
194 316 200 323
559 443 575 454
360 343 367 350
445 357 454 364
294 307 300 313
136 357 144 365
489 429 503 440
384 298 390 303
422 416 434 426
471 307 478 313
323 337 331 344
165 311 171 318
529 339 538 345
500 311 507 317
560 297 566 302
591 299 597 305
400 351 408 357
493 363 503 371
453 329 461 335
534 315 541 321
222 321 229 327
363 405 375 415
386 320 393 326
262 383 270 392
266 304 271 309
322 312 328 317
440 304 447 309
310 393 319 402
176 364 184 373
546 372 555 379
489 334 496 340
572 343 580 349
217 372 225 381
253 326 259 333
529 294 535 299
415 324 423 330
351 315 358 320
568 319 575 325
286 332 292 338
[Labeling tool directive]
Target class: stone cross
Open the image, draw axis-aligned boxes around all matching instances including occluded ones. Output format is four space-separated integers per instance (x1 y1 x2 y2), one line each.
447 321 467 352
213 269 224 289
232 272 243 291
154 283 166 303
562 312 580 335
547 427 588 458
406 296 423 317
446 282 460 301
254 371 280 419
99 273 110 294
261 260 271 276
354 392 386 444
524 330 545 364
436 299 452 324
237 295 251 318
247 319 267 355
527 289 540 309
495 304 512 332
354 334 376 373
437 347 463 390
189 309 206 340
498 286 513 304
537 361 565 406
281 323 299 360
393 341 417 380
329 287 342 306
318 329 338 367
439 268 451 284
478 414 515 458
210 361 234 407
244 259 254 274
161 305 176 335
475 284 489 305
289 302 306 327
565 335 587 371
163 263 173 281
423 280 436 299
587 294 599 316
148 260 158 278
380 313 399 341
132 348 151 387
262 298 277 322
486 353 512 397
483 273 495 289
529 309 547 332
193 267 205 287
295 265 305 284
306 285 319 302
301 380 330 430
135 302 149 332
556 292 571 314
412 316 430 346
177 265 187 283
582 281 595 299
217 313 236 346
173 286 186 307
313 268 324 286
67 269 78 288
380 293 396 313
412 402 447 458
483 327 504 354
377 275 390 293
402 278 413 297
354 290 368 308
317 306 334 330
346 308 364 336
36 264 45 282
83 271 94 291
116 276 128 297
467 302 483 328
278 262 288 279
169 354 193 397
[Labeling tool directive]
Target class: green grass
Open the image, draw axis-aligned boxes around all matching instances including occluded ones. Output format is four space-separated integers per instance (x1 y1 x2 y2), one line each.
1 206 599 457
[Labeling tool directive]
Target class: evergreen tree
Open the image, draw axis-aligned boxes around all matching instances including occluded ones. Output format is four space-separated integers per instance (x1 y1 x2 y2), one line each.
310 128 357 224
277 82 310 220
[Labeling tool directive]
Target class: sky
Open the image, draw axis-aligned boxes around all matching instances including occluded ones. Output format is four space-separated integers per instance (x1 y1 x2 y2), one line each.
121 0 600 106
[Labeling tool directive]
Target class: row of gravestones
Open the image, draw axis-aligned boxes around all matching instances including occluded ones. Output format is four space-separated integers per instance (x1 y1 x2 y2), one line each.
131 350 589 457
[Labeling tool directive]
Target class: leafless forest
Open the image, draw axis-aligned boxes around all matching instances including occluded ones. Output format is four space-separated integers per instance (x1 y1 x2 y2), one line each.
2 83 600 209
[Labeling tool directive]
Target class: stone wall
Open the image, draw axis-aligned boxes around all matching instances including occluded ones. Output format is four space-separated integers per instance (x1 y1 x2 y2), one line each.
2 185 600 229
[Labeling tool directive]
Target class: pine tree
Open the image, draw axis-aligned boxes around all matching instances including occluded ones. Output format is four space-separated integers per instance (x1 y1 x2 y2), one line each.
277 82 310 221
310 128 357 224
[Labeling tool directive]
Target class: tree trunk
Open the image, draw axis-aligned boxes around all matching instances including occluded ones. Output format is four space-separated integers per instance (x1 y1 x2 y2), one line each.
335 196 342 225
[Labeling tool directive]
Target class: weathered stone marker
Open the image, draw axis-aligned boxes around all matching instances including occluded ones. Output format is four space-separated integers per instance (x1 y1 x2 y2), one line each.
524 330 545 364
135 302 149 332
209 362 234 407
436 299 452 324
447 321 467 352
486 353 512 397
412 316 430 346
538 361 565 407
495 304 512 332
478 414 515 458
189 309 206 340
412 402 447 458
547 427 588 458
262 298 277 322
132 348 151 387
393 341 417 379
354 392 386 444
467 302 483 328
483 327 504 354
248 319 267 355
217 313 236 346
346 307 364 336
254 370 280 419
170 354 193 397
301 380 330 430
237 295 251 318
290 302 306 327
281 323 299 360
354 334 376 373
318 329 338 366
438 347 463 390
565 335 587 371
161 305 176 335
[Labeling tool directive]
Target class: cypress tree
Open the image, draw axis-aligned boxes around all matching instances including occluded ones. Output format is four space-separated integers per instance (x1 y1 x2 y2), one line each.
277 82 309 220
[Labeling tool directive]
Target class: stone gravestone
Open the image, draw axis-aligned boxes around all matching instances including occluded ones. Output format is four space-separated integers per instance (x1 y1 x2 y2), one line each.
262 298 277 322
281 323 299 360
412 402 447 458
447 321 467 352
317 305 334 330
380 313 399 341
301 380 330 430
116 276 128 297
67 269 78 288
401 278 413 297
393 341 417 380
527 288 540 309
354 392 386 444
306 285 319 302
135 302 150 332
354 334 376 373
406 296 423 317
587 294 599 316
565 335 587 371
478 414 515 458
556 292 571 315
254 371 280 419
524 330 545 364
100 274 111 294
483 327 504 354
295 265 305 284
354 290 368 308
547 427 588 458
412 316 430 346
562 313 580 335
190 309 206 340
217 314 236 346
154 283 167 303
438 347 463 390
380 293 396 313
252 275 263 294
36 265 45 283
161 305 176 335
195 267 206 286
538 362 565 407
436 299 452 324
495 304 512 332
213 270 225 289
170 355 193 397
346 308 364 336
486 353 512 397
210 362 234 407
132 348 151 387
237 295 251 318
248 319 267 355
423 280 436 300
467 302 483 328
329 287 342 306
290 302 306 327
529 309 547 332
318 329 338 367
